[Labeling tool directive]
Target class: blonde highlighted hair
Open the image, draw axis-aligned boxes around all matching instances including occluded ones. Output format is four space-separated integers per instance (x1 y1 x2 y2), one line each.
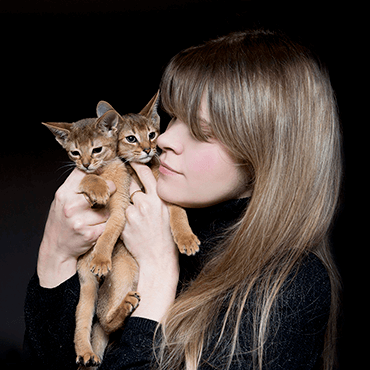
158 30 342 370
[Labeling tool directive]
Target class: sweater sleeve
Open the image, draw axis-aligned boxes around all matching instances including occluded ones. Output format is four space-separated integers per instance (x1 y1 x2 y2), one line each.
23 272 81 369
24 272 159 370
98 317 159 370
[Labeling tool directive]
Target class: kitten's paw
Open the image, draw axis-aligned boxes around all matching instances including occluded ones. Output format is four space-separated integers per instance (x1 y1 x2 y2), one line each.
125 291 141 313
174 233 201 256
90 255 112 277
79 176 110 208
76 352 101 367
103 292 141 334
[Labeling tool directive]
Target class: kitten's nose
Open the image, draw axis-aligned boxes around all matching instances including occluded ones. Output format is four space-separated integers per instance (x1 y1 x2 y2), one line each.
83 162 90 169
143 148 151 155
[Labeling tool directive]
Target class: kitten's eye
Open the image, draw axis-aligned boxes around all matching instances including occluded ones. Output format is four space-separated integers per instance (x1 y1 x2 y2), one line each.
126 136 137 143
148 132 156 140
71 151 80 157
92 147 102 154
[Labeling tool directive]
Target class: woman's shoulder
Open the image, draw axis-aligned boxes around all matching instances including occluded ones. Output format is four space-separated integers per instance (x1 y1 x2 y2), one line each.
297 252 330 282
268 252 332 343
281 253 331 309
237 254 332 368
241 253 332 335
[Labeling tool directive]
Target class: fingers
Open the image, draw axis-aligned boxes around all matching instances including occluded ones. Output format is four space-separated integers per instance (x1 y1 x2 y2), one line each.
129 177 142 194
63 168 86 190
85 222 107 244
55 168 86 206
86 207 110 226
129 162 157 195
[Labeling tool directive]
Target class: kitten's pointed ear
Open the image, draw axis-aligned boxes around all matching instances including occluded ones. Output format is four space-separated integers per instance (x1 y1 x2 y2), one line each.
97 101 116 118
96 110 120 134
42 122 72 148
139 90 160 128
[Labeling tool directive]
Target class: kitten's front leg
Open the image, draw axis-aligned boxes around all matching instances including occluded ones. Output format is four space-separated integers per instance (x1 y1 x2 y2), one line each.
89 162 131 278
168 204 201 256
78 174 110 208
151 164 200 255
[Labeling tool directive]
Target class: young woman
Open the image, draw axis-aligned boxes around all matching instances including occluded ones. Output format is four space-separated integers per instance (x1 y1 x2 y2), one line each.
24 30 342 370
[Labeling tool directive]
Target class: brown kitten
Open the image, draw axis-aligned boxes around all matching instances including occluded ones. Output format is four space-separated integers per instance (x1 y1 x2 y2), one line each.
43 104 137 368
111 100 202 256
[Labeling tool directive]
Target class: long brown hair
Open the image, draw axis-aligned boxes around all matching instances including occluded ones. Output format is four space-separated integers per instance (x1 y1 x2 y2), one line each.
158 30 342 370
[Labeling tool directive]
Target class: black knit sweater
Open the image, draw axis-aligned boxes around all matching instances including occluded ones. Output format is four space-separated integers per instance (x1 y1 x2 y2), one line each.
24 198 331 369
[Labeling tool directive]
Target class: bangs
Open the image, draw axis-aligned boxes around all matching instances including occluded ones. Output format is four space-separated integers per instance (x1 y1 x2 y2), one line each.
160 48 212 142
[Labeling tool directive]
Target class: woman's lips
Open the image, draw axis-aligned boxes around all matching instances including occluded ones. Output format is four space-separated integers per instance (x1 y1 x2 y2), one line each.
159 161 181 176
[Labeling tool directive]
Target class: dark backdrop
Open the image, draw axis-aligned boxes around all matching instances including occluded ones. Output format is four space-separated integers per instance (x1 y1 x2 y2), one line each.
0 1 362 369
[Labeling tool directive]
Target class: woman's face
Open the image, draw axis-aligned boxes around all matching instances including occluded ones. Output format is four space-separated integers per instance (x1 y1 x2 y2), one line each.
156 99 251 208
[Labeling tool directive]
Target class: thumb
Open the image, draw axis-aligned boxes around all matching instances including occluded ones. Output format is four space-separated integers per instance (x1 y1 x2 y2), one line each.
88 222 106 246
129 162 156 195
105 180 117 195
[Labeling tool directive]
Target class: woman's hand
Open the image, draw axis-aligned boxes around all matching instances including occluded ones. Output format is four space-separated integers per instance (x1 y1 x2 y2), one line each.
37 168 116 288
122 162 179 322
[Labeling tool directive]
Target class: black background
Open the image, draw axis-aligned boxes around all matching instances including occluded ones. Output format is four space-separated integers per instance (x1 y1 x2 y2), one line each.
0 1 363 369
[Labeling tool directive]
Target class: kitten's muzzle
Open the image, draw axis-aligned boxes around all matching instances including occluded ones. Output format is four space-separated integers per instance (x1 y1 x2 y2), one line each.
137 150 154 163
138 156 153 164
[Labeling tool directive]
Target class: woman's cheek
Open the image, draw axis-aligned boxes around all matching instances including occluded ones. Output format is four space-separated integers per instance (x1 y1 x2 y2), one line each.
190 151 219 174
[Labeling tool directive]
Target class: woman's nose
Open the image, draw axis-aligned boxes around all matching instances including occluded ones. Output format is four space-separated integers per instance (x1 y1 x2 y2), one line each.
157 121 184 154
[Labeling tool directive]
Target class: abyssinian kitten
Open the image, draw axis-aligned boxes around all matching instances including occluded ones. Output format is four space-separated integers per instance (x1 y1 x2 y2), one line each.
42 92 200 368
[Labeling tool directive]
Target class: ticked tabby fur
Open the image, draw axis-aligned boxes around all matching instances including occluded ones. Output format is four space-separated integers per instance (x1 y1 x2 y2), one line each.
42 92 200 368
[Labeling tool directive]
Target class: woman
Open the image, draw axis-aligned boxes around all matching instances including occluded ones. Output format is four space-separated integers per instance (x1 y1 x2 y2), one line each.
24 30 342 369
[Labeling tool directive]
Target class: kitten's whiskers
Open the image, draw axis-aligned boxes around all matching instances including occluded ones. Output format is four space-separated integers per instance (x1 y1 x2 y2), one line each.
56 161 76 180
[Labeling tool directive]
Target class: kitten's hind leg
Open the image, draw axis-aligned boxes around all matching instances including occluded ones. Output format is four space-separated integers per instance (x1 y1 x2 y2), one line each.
91 322 109 360
97 242 140 334
77 322 109 370
75 254 101 367
102 291 141 334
